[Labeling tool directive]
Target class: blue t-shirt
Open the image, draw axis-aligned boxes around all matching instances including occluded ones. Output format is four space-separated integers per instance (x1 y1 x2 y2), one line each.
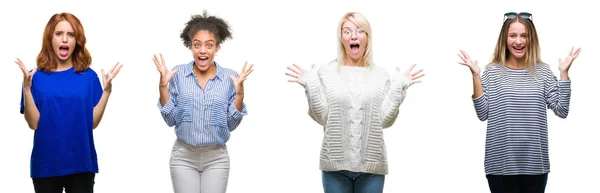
19 67 103 178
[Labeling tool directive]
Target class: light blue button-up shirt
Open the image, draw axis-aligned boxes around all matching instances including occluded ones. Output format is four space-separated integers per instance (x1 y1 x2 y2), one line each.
158 61 247 146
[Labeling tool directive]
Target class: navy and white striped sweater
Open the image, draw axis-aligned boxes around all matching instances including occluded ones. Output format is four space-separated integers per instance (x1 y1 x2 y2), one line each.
473 63 571 175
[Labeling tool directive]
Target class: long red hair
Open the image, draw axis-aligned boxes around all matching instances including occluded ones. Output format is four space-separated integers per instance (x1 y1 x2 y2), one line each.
36 12 91 73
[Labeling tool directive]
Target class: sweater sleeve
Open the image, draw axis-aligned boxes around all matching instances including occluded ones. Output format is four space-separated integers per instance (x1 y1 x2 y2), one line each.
545 70 571 118
297 66 328 126
380 71 412 129
472 69 490 121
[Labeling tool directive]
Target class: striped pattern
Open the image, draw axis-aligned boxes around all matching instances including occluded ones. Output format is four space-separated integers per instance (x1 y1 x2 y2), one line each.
473 64 571 175
299 61 412 175
158 61 247 147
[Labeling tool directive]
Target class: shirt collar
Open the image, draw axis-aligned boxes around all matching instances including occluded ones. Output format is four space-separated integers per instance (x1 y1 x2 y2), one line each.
183 61 225 81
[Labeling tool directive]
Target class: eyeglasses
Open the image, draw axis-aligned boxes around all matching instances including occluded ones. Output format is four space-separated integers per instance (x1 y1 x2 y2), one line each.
342 28 366 38
504 12 532 21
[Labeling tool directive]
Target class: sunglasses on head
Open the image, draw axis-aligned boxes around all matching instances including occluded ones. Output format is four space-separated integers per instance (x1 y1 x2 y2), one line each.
504 12 532 21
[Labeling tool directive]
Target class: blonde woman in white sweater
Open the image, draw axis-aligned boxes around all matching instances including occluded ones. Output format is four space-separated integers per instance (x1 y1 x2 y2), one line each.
285 12 424 193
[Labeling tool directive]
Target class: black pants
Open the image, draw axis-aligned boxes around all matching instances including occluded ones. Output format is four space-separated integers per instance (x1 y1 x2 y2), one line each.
486 174 548 193
32 172 95 193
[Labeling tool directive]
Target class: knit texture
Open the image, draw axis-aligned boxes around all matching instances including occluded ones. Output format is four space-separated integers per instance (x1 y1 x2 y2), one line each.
298 61 412 175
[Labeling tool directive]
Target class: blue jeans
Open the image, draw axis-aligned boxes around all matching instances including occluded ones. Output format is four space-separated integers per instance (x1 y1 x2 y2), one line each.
322 170 385 193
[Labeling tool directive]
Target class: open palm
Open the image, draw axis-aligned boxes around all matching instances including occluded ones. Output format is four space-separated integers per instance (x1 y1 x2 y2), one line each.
153 53 179 87
101 62 123 92
285 63 315 83
398 64 425 84
458 49 481 76
559 47 581 73
15 58 37 88
230 61 254 95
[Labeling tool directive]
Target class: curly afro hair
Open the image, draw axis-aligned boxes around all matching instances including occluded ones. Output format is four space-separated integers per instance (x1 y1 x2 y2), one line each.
180 10 232 48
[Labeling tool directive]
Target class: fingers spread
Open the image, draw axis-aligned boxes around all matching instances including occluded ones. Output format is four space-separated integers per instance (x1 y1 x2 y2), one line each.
461 50 471 59
292 63 304 72
287 66 300 75
574 47 581 57
457 53 467 62
112 63 123 78
245 69 254 77
411 69 424 76
413 73 425 80
245 63 254 74
285 72 298 79
406 64 416 73
241 61 248 73
109 62 120 73
16 59 28 75
569 47 574 55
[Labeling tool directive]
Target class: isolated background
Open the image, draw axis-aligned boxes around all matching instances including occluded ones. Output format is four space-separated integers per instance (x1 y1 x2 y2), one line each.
1 0 598 192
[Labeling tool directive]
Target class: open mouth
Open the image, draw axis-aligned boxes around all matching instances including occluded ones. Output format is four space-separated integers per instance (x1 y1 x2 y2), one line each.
350 43 360 52
513 46 525 52
197 56 209 61
59 45 69 57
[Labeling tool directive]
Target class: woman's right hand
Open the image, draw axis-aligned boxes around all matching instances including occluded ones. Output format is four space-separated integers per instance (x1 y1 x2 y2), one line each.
153 53 178 87
15 58 37 89
458 50 481 76
285 63 314 83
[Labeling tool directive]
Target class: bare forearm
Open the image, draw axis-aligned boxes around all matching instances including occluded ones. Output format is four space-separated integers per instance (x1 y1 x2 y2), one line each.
560 72 569 80
23 88 40 130
93 91 111 129
234 93 243 112
472 75 483 98
159 85 170 107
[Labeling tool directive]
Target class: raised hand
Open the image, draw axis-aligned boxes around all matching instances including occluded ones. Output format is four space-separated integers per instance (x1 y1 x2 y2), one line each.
559 47 581 73
458 49 481 76
285 63 315 83
398 64 425 84
230 61 254 95
15 58 37 89
153 53 179 87
101 62 123 92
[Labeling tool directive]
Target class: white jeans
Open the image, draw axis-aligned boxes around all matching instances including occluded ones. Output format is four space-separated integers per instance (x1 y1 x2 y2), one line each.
170 139 230 193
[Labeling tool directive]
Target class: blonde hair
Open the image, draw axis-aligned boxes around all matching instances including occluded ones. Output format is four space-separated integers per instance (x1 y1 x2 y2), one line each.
333 12 373 69
489 16 543 73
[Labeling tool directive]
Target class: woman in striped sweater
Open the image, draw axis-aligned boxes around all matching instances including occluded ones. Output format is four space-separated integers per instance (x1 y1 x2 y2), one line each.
285 12 424 193
457 12 580 193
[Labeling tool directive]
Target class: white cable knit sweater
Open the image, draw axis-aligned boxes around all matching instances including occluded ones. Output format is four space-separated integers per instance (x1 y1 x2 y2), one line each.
298 61 412 175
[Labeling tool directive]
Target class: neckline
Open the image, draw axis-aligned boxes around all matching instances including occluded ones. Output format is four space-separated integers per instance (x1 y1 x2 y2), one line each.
52 66 75 73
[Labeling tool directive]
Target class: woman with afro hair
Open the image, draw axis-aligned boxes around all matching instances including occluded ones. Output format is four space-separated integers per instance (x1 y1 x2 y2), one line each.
154 10 253 193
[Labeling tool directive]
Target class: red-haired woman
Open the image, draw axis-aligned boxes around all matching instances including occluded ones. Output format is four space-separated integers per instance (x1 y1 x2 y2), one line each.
16 12 123 193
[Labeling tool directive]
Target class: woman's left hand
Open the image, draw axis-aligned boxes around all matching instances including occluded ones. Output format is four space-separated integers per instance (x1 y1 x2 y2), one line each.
559 47 581 74
230 61 254 96
101 62 124 92
399 64 425 84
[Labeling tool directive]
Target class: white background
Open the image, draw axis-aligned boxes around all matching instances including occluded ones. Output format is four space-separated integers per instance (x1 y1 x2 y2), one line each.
1 0 598 192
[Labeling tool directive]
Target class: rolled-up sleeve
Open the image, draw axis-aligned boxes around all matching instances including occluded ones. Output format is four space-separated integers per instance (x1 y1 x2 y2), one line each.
227 97 247 131
157 78 178 127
